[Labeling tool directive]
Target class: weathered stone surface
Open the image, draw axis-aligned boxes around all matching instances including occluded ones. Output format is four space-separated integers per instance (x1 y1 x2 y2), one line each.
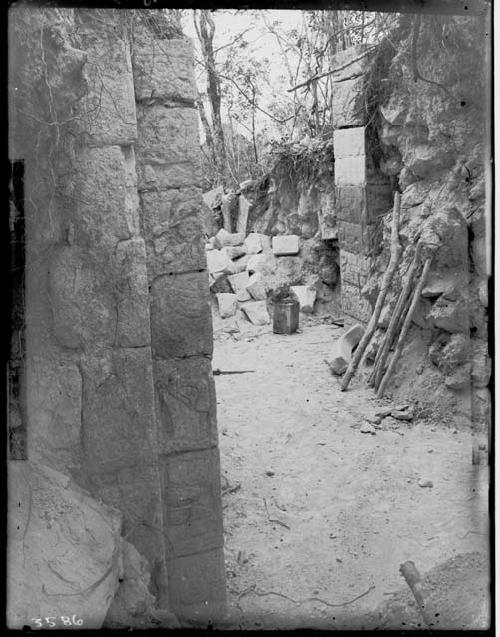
342 281 373 323
74 146 139 246
81 348 157 476
338 220 376 255
427 294 470 333
48 245 115 349
133 35 197 103
241 300 270 325
115 237 151 347
137 160 201 191
216 292 238 318
162 448 223 558
326 323 365 375
206 249 233 276
237 194 251 234
246 272 267 301
472 387 491 428
340 250 372 287
140 187 206 276
151 272 213 358
333 127 366 158
336 185 367 223
77 11 137 146
471 339 491 388
167 548 226 623
243 232 270 254
272 234 300 256
290 285 317 313
228 271 251 302
330 76 367 128
214 228 245 248
209 272 232 294
246 252 274 274
154 357 217 455
422 270 464 298
365 183 393 219
229 254 252 274
444 363 471 390
7 461 122 630
202 185 223 210
429 332 470 375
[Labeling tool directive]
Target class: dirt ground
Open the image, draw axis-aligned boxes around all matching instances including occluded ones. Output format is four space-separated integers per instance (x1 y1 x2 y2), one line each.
211 317 490 630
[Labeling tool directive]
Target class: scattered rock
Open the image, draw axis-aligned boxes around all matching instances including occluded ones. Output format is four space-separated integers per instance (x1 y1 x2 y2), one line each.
246 272 267 301
445 363 471 390
374 406 393 418
241 301 270 325
228 271 251 302
272 234 300 256
243 233 265 254
290 285 317 313
216 293 238 318
230 254 252 274
221 246 245 260
391 409 414 421
206 249 233 276
418 479 434 488
246 252 273 274
325 323 365 376
214 228 245 248
360 423 376 435
366 415 382 425
202 185 223 210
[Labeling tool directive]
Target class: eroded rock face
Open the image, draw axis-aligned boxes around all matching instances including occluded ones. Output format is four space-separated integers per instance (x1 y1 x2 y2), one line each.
7 461 122 630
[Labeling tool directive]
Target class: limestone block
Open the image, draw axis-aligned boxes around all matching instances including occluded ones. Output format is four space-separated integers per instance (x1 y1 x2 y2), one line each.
335 155 366 185
471 339 491 388
341 282 373 323
49 246 115 349
81 349 157 475
202 185 223 210
27 356 81 471
330 77 367 128
272 234 300 256
220 246 245 260
338 220 375 255
365 183 393 218
290 285 317 313
340 250 372 287
237 194 251 234
216 292 238 318
7 461 122 630
206 249 233 276
336 185 367 223
74 146 139 246
151 272 213 358
246 273 267 301
333 127 366 158
154 357 217 455
132 36 197 103
214 228 245 248
243 232 270 254
228 271 251 302
114 237 151 347
209 272 231 294
326 324 365 375
140 187 206 276
77 11 137 146
137 161 201 192
240 300 270 325
136 104 199 166
167 548 226 623
162 449 224 558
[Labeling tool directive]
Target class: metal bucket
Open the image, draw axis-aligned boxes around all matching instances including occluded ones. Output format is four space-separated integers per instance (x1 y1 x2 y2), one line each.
272 299 300 334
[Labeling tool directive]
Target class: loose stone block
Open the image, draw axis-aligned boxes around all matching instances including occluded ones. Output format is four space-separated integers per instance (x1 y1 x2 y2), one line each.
228 271 251 302
335 155 366 185
214 228 245 248
162 449 224 558
246 273 267 301
272 234 300 256
341 282 373 323
291 285 317 313
140 187 206 277
7 461 122 630
151 272 213 358
240 300 270 325
246 252 275 274
167 548 226 623
333 127 366 158
230 254 252 274
216 292 238 318
209 272 231 294
243 233 264 254
154 357 217 455
326 323 365 375
221 246 245 260
133 36 197 103
81 349 157 476
206 249 233 276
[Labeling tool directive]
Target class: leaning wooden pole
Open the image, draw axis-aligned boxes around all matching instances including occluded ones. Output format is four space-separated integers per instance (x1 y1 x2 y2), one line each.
370 243 422 389
377 257 432 398
340 191 402 392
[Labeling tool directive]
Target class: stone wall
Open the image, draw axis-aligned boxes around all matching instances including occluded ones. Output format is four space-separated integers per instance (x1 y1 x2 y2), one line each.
8 7 224 627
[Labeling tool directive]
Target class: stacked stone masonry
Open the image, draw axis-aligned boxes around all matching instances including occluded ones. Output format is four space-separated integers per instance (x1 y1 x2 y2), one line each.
8 7 224 628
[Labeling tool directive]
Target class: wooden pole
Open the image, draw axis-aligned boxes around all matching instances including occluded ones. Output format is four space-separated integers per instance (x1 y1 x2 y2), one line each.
340 192 402 392
376 257 432 398
399 561 432 627
370 244 422 389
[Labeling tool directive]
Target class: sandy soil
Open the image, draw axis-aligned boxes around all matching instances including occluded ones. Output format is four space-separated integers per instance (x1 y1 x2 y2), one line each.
211 319 490 630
